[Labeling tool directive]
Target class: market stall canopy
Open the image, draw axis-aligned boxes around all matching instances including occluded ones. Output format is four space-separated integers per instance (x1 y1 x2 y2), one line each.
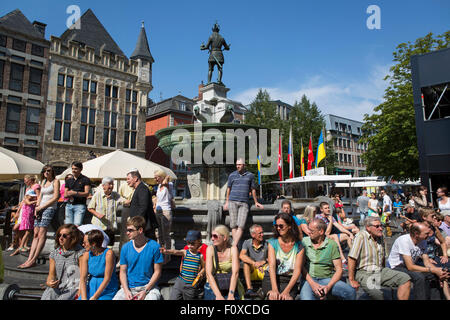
56 149 177 183
334 180 421 188
0 146 44 181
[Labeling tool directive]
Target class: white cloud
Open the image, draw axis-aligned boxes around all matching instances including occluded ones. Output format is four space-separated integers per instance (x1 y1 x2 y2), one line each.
231 63 392 122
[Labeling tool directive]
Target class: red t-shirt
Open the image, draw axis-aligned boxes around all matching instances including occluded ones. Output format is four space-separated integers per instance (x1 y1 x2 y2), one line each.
184 243 208 261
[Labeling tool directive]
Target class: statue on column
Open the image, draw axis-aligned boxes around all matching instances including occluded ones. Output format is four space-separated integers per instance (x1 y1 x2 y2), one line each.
200 22 230 85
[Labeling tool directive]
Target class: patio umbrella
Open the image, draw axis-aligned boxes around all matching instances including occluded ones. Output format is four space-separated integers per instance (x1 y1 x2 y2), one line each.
0 146 44 181
56 149 177 183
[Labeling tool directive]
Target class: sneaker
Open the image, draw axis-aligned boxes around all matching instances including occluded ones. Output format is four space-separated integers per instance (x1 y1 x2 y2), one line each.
6 246 14 251
256 288 266 300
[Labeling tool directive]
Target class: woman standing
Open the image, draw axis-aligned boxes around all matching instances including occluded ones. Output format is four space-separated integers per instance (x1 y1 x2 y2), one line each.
79 230 118 300
263 212 305 300
368 193 380 217
154 170 174 257
41 224 84 300
19 165 60 269
204 225 244 300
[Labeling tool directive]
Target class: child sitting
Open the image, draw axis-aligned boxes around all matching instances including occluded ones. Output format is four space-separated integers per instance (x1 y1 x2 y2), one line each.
160 230 205 300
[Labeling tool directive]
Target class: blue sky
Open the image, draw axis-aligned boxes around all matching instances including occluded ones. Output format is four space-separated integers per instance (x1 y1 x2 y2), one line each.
3 0 450 121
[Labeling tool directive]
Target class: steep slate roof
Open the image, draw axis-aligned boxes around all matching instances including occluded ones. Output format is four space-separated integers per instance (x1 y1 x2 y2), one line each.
0 9 45 39
59 9 126 57
130 22 154 62
147 95 194 118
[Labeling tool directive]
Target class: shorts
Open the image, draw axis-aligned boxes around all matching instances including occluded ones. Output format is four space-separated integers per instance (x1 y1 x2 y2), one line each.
34 207 56 228
228 201 249 229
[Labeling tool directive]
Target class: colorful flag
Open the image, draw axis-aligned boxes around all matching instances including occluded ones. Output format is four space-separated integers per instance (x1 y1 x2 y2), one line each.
307 134 314 171
315 129 326 168
257 155 261 185
278 135 283 185
300 139 305 176
288 126 294 178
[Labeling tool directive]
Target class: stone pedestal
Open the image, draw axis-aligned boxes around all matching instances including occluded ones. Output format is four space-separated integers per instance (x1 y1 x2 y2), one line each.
193 83 235 123
186 164 234 202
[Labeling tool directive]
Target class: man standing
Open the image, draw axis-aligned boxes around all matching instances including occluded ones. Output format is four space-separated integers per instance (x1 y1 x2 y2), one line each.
348 216 411 300
126 169 158 239
387 222 449 299
64 161 91 226
380 189 393 237
239 224 268 298
300 218 356 300
356 190 370 226
224 158 264 247
113 216 163 300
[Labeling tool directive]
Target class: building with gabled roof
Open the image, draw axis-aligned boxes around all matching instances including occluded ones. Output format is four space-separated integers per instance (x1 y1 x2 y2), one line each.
0 9 50 160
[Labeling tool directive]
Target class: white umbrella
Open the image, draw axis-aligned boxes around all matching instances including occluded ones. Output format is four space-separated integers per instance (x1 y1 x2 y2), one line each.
56 149 177 183
0 146 44 181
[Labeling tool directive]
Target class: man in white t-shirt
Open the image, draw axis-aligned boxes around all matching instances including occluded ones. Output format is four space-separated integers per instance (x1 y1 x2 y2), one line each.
388 222 449 299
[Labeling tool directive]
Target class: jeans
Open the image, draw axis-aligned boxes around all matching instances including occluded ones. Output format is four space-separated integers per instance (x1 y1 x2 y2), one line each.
65 203 86 226
360 211 368 225
299 277 356 300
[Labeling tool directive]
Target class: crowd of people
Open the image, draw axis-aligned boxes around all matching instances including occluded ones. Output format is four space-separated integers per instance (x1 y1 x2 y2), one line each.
1 158 450 301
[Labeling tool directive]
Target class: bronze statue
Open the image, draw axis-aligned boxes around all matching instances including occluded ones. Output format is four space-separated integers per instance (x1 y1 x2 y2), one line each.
200 22 230 85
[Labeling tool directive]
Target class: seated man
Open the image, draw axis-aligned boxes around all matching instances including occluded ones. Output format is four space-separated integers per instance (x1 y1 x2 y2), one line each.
300 218 356 300
387 222 449 300
348 217 411 300
316 202 353 266
113 216 163 300
239 224 268 298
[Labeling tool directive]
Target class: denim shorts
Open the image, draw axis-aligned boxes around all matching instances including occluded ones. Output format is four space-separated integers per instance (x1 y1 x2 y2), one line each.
34 207 56 228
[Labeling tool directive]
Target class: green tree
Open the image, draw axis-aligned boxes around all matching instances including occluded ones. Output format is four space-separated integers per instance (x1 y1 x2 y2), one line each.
360 31 450 181
244 90 335 182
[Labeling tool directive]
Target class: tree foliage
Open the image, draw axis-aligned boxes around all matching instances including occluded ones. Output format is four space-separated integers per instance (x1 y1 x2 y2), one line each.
360 31 450 181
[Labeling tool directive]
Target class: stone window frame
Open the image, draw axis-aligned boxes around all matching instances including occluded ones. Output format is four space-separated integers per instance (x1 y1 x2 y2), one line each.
124 88 138 149
0 59 4 88
28 67 42 95
5 103 21 133
53 102 72 142
9 63 24 92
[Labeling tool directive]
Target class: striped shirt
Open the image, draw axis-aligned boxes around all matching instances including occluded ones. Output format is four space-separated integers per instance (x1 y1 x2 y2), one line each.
227 170 256 202
88 190 123 230
348 230 384 272
179 250 202 284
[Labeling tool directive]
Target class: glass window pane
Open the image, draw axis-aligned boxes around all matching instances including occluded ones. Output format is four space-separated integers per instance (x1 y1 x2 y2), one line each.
89 108 96 124
81 107 88 123
54 121 62 140
80 125 86 143
110 129 116 147
83 79 89 92
7 104 21 121
131 115 137 130
90 81 97 94
25 123 38 135
104 111 110 127
88 126 95 144
66 76 73 88
124 115 130 130
130 132 136 149
124 131 129 148
132 91 137 102
111 113 117 128
55 103 63 119
63 123 71 141
126 89 131 101
64 104 72 121
12 39 26 52
105 85 111 97
103 128 109 146
27 107 40 123
112 86 118 98
58 74 65 86
23 147 37 159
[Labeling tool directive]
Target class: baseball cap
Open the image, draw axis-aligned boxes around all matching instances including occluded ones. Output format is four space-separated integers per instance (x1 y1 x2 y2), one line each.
26 189 36 197
185 230 202 242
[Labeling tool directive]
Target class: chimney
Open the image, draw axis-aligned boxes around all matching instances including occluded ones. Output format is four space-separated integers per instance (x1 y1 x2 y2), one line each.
198 81 204 101
32 21 47 38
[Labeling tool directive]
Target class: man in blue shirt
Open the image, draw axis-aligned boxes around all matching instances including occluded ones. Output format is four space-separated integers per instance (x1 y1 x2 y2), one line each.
113 216 163 300
224 158 264 247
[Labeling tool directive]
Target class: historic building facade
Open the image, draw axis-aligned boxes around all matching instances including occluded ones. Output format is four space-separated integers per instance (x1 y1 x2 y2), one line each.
42 9 153 173
0 9 50 161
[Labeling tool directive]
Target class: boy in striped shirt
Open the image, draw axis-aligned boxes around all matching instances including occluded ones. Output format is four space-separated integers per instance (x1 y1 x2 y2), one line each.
160 230 205 300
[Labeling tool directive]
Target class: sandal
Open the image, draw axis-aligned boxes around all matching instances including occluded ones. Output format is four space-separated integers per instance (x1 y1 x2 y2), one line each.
10 248 22 256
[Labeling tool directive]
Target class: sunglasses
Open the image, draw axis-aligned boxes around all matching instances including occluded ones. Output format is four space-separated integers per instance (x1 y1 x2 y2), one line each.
274 224 287 230
211 234 221 240
370 224 383 229
126 228 138 233
59 233 70 239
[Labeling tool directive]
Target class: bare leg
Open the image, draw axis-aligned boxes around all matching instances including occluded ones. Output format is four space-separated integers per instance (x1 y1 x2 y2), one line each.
243 263 253 290
442 281 450 300
232 227 243 247
397 280 411 300
328 234 346 262
21 227 47 268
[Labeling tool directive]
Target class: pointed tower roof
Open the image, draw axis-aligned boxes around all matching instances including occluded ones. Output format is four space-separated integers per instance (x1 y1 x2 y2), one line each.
0 9 45 39
59 9 126 57
130 22 154 63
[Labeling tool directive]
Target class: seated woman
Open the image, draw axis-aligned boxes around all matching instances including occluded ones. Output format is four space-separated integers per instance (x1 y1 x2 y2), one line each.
79 230 119 300
41 224 84 300
262 212 305 300
333 195 359 235
204 225 244 300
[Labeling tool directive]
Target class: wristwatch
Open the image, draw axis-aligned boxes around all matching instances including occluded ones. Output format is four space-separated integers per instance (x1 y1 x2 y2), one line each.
229 290 235 295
